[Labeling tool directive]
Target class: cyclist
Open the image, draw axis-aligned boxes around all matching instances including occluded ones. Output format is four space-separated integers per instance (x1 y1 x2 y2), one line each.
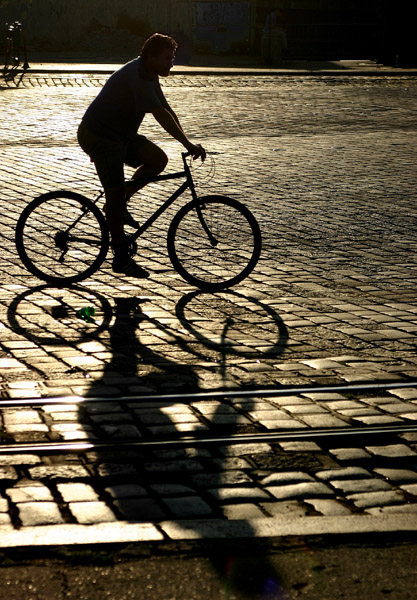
77 33 206 277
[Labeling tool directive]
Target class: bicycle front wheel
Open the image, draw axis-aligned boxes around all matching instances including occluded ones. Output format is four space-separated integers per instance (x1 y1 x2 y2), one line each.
16 191 109 285
168 195 262 291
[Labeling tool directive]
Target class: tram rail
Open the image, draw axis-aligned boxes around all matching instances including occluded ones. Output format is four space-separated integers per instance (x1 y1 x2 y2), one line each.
0 423 416 455
1 381 416 455
0 380 416 409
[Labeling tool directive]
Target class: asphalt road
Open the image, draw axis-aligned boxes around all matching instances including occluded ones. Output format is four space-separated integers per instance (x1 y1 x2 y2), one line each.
0 535 416 600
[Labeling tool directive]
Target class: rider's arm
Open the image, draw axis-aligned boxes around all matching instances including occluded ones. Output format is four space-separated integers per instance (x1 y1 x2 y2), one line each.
151 107 206 160
167 107 185 133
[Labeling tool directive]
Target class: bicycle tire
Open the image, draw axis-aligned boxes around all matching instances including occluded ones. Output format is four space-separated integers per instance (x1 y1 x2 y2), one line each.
15 191 109 285
167 195 262 291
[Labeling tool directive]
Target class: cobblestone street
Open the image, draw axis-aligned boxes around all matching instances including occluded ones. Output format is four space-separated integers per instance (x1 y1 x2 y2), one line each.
0 71 417 554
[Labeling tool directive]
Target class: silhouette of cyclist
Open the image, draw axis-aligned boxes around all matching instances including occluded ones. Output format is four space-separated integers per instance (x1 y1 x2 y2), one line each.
78 33 206 277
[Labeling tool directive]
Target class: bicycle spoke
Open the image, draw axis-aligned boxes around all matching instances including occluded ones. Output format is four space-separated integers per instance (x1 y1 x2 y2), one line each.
168 196 261 291
16 192 109 284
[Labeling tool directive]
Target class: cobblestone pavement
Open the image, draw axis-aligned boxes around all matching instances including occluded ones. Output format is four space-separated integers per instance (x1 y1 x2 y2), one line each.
0 72 417 545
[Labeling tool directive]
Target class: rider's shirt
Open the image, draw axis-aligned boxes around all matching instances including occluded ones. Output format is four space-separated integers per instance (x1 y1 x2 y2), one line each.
81 58 169 142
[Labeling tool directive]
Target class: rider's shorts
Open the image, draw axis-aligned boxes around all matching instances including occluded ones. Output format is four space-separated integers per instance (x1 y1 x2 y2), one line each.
77 122 149 189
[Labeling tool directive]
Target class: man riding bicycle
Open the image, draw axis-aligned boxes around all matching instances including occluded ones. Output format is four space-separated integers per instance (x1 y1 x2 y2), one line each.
78 33 206 277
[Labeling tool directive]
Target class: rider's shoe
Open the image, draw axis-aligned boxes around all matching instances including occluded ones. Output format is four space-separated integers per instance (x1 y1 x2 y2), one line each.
112 239 149 278
123 207 139 228
113 256 149 278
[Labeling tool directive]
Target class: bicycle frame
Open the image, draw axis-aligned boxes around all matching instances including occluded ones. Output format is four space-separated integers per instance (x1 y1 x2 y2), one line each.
90 151 213 245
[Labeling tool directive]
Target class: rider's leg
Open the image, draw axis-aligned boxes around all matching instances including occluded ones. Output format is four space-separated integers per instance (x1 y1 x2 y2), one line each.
103 185 126 248
125 140 168 202
77 123 128 243
104 184 148 277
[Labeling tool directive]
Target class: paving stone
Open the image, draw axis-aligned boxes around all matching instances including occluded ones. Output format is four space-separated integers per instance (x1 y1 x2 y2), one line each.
48 412 81 422
322 400 364 410
95 463 138 478
69 501 117 524
0 513 12 527
149 484 195 496
208 486 270 503
354 415 404 425
152 448 212 460
316 467 371 481
0 466 18 481
298 414 348 428
191 471 253 487
57 483 100 502
0 454 41 466
328 448 372 462
366 504 417 515
147 424 208 435
6 424 50 435
28 465 90 480
105 484 148 498
218 443 272 456
7 485 54 503
98 424 142 439
260 471 315 486
305 498 353 516
112 498 167 521
365 444 417 458
278 441 322 451
330 478 392 494
284 404 328 414
89 413 134 424
301 359 343 370
223 503 266 519
389 388 417 400
373 468 417 482
162 496 214 518
346 490 406 508
399 483 417 497
18 502 64 526
143 460 204 473
0 496 9 512
206 458 252 471
260 500 309 518
382 403 417 414
266 482 332 500
2 410 43 425
247 410 292 421
60 430 99 441
401 412 417 421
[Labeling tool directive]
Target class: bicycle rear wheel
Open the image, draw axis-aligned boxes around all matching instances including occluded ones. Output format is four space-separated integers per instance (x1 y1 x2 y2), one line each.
15 191 109 285
168 195 262 291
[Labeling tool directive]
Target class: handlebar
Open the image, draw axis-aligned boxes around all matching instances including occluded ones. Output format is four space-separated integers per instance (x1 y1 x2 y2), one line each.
182 150 209 160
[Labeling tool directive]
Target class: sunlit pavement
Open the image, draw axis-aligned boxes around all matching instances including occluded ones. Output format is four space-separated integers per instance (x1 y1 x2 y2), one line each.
0 65 416 549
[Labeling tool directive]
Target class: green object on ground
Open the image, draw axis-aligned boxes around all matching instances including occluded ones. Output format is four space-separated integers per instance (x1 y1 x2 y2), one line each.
76 306 95 321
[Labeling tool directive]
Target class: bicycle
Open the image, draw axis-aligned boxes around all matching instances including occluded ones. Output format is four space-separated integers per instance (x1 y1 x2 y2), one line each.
3 21 29 82
15 152 262 292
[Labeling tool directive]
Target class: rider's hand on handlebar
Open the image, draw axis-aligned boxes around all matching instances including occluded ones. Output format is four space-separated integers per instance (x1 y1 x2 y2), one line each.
187 143 206 162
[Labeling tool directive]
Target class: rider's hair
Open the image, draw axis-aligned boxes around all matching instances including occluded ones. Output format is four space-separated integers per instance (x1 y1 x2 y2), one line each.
140 33 178 60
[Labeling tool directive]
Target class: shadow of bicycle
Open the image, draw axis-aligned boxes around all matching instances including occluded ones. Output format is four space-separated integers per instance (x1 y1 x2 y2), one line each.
6 283 293 598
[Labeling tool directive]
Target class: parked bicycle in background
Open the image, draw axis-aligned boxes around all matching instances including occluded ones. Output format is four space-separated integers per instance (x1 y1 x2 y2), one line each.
2 20 29 82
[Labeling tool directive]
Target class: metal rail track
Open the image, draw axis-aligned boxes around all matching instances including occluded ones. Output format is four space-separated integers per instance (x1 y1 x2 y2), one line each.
0 381 416 409
0 423 416 455
1 381 416 455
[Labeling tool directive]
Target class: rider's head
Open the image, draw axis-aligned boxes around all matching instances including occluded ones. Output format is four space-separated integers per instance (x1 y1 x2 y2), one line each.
140 33 178 77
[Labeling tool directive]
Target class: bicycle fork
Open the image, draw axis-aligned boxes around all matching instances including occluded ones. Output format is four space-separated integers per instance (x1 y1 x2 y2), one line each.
182 153 218 247
195 203 218 247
